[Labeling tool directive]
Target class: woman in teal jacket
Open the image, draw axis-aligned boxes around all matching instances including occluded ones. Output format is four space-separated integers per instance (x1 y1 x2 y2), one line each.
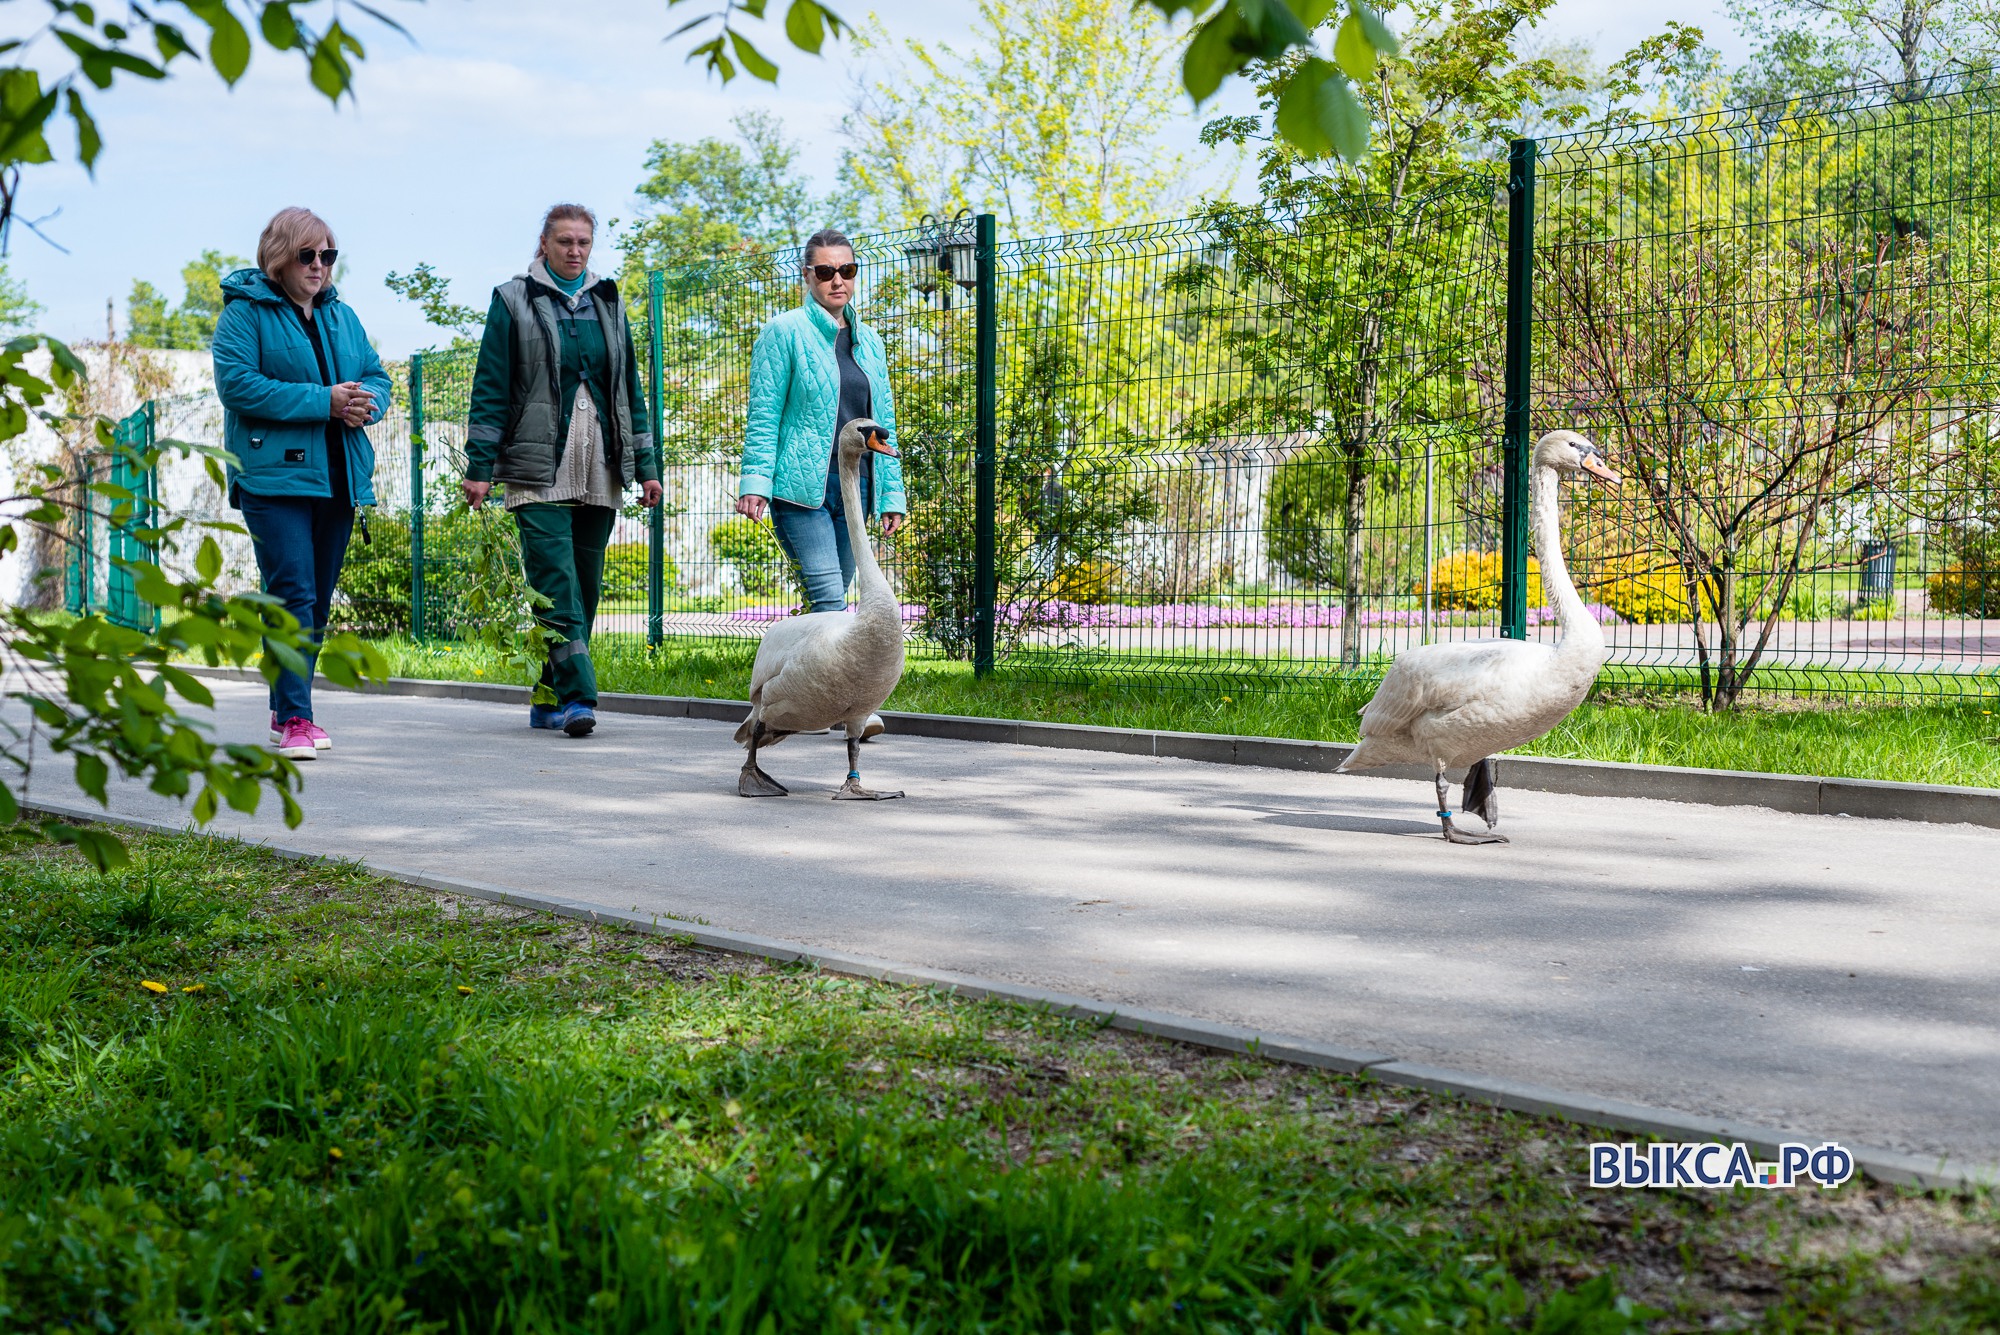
212 206 390 761
736 228 908 621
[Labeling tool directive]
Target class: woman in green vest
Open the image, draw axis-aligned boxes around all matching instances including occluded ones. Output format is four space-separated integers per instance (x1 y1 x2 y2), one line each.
462 203 662 737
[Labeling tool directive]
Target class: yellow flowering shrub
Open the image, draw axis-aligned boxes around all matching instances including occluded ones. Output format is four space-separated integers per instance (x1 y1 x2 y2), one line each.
1051 560 1118 604
1425 550 1541 611
1928 562 1998 616
1596 557 1690 624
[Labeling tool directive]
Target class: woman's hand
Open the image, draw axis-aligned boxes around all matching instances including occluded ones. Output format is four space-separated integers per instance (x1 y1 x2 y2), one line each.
882 512 905 537
462 480 491 510
641 480 664 509
736 494 769 522
330 382 374 426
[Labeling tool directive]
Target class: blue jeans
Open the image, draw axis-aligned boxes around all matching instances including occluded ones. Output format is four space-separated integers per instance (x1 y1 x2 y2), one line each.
771 466 871 613
238 492 355 723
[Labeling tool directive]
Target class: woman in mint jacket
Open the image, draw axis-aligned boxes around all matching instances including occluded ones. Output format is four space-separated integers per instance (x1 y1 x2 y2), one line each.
735 228 908 621
212 206 391 762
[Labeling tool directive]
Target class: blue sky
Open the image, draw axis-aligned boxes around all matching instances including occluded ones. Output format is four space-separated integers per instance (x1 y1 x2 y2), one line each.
8 0 1748 357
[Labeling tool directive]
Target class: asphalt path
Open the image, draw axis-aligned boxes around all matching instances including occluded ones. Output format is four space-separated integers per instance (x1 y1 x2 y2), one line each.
28 677 2000 1165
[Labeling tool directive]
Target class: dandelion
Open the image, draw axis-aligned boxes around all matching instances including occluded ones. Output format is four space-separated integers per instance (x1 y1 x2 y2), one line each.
456 985 474 995
140 980 168 994
473 668 486 677
328 1147 344 1160
182 983 206 994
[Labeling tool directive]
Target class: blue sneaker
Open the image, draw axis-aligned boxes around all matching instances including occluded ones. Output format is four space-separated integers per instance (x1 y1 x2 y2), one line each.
529 703 562 730
559 703 597 738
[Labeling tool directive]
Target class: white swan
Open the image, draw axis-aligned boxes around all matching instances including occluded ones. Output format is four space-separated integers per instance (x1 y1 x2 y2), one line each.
1338 430 1621 844
735 417 907 800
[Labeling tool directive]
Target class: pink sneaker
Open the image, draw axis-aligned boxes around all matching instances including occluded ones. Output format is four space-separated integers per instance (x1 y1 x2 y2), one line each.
268 712 331 750
276 717 319 761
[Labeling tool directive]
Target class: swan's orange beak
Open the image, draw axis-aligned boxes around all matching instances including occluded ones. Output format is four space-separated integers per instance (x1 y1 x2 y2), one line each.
1579 453 1621 488
866 428 898 457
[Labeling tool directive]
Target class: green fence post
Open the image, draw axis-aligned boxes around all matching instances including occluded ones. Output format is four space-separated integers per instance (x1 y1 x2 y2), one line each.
1501 137 1537 641
973 212 998 676
647 269 666 649
409 354 427 643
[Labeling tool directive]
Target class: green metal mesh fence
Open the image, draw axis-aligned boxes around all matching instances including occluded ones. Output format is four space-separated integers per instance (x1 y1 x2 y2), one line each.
1531 76 2000 700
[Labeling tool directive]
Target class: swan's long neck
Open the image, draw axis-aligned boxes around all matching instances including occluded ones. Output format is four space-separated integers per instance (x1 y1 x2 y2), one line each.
1530 461 1602 665
836 447 896 629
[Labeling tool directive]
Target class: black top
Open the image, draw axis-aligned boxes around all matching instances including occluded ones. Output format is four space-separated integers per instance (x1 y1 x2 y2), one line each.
828 321 873 507
291 303 351 507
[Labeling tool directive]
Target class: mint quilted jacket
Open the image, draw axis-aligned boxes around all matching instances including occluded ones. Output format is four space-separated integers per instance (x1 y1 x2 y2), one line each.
739 297 907 515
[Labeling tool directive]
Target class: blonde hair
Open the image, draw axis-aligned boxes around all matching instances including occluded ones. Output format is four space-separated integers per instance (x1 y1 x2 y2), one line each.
257 207 335 279
533 203 597 262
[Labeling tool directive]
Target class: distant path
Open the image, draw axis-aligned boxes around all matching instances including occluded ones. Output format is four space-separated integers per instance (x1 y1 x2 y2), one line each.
31 677 2000 1165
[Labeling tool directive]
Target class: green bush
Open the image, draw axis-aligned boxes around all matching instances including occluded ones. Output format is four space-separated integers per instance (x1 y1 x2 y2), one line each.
331 512 412 636
709 517 787 596
1263 444 1353 588
1927 530 2000 615
600 541 678 607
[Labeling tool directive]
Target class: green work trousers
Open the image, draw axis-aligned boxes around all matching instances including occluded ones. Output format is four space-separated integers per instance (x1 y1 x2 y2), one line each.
513 502 615 706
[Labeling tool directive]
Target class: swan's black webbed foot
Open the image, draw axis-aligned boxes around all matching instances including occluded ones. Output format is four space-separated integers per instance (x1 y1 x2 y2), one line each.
738 721 790 796
1462 757 1502 830
1441 818 1508 845
739 764 789 797
832 738 903 800
1435 765 1505 844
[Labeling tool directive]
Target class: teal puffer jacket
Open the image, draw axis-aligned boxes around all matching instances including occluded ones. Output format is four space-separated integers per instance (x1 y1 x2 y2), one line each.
212 269 391 506
739 298 907 515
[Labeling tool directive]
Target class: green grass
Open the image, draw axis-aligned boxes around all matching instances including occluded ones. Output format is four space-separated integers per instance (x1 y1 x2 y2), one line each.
5 828 1998 1331
371 635 2000 790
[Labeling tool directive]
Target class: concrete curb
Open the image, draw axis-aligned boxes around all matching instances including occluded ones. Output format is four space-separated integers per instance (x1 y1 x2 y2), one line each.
191 666 2000 828
26 796 1996 1194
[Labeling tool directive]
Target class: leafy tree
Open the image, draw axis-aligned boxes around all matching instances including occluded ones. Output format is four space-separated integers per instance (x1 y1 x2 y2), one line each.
1177 0 1583 665
842 0 1210 232
1543 226 1968 707
384 262 484 349
633 111 817 257
0 261 42 333
619 111 822 301
1727 0 2000 103
126 249 247 349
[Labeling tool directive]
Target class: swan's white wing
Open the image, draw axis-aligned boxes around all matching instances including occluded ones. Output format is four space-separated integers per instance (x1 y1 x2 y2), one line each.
1357 641 1513 737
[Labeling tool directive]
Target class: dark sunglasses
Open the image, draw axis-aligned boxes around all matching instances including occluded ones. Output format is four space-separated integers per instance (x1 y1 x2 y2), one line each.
808 262 858 282
297 247 339 268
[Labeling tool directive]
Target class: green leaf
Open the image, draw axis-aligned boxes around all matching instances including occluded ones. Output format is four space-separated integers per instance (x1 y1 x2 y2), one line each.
0 785 15 824
49 823 131 873
1275 58 1334 157
208 9 252 84
66 89 103 170
261 1 303 50
75 753 110 803
195 534 222 583
1181 8 1246 104
1317 68 1369 160
0 71 60 165
1333 13 1374 81
1355 3 1399 57
192 784 219 824
157 665 215 707
784 0 827 55
728 30 780 82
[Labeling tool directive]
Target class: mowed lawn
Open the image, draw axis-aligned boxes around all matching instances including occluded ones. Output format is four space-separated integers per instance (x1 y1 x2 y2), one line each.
2 829 1997 1331
370 635 2000 791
